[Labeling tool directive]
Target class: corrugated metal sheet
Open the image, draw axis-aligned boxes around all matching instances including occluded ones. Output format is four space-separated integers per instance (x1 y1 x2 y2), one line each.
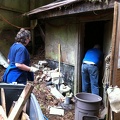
25 0 81 16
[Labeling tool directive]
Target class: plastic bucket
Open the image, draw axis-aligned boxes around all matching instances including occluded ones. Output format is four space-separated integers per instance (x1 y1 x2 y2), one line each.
74 92 102 120
64 96 71 104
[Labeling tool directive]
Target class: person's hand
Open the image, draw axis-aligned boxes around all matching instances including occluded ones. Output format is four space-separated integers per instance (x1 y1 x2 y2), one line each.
30 66 39 72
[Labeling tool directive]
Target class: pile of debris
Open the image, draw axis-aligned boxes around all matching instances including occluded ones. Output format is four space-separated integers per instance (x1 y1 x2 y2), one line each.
0 53 75 120
32 60 75 119
34 60 73 100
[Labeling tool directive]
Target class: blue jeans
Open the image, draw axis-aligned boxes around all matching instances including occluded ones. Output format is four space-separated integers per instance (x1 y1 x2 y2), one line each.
81 63 99 95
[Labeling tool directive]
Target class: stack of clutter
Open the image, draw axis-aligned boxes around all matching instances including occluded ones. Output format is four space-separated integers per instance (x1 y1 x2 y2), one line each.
33 60 74 111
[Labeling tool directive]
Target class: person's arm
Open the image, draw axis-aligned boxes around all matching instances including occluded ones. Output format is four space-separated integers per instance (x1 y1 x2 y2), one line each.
15 63 30 71
15 63 39 72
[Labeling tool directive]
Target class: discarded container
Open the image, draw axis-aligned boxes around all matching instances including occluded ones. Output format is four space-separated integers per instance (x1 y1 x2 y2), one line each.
0 83 44 120
64 96 71 104
74 92 102 120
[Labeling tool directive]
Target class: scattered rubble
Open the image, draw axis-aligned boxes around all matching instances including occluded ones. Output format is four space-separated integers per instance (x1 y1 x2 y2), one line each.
32 81 75 120
31 60 75 120
0 58 75 120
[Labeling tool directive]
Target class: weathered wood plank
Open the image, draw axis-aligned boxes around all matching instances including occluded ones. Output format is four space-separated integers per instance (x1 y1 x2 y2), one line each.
8 101 16 117
27 0 114 20
21 111 30 120
26 0 81 15
1 88 6 115
7 84 34 120
0 105 7 120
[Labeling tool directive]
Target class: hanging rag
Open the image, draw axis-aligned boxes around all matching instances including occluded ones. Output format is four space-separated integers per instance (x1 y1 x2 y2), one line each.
102 54 111 107
107 86 120 113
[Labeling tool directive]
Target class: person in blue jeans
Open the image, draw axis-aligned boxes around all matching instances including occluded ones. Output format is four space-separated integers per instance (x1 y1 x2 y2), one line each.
81 44 103 95
2 28 39 84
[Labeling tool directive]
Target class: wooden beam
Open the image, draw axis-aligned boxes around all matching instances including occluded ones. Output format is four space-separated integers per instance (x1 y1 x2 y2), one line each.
26 0 81 15
8 84 34 120
28 1 114 20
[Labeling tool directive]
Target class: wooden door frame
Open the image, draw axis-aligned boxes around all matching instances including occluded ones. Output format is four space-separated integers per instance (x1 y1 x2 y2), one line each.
110 1 119 86
108 1 120 120
74 22 85 94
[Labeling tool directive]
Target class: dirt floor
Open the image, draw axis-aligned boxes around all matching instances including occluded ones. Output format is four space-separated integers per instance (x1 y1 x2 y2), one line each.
0 56 75 120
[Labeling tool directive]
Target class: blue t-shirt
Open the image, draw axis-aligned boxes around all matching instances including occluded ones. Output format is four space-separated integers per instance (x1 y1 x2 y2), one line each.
3 43 34 84
8 43 30 65
83 48 103 65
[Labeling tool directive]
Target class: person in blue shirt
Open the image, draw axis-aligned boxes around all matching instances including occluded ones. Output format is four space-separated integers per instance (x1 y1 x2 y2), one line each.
2 28 39 84
81 44 103 95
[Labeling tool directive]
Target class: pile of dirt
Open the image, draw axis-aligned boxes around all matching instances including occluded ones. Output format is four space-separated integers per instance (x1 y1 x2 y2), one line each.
32 80 75 120
30 57 75 120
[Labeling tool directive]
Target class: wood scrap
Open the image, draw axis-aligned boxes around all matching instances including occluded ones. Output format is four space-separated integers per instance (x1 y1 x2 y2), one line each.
21 111 30 120
8 84 34 120
0 105 7 120
8 101 16 117
8 101 29 120
22 102 27 113
8 101 28 118
1 88 6 114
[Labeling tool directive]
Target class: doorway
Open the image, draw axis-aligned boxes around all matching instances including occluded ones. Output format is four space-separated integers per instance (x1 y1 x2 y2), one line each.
83 21 105 97
84 21 104 52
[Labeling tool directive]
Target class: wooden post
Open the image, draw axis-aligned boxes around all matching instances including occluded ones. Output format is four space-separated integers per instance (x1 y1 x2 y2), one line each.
58 44 61 75
58 44 61 89
107 2 118 120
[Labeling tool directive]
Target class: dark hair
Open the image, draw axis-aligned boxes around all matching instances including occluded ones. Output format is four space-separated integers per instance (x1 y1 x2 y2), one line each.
93 44 100 49
15 28 31 44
